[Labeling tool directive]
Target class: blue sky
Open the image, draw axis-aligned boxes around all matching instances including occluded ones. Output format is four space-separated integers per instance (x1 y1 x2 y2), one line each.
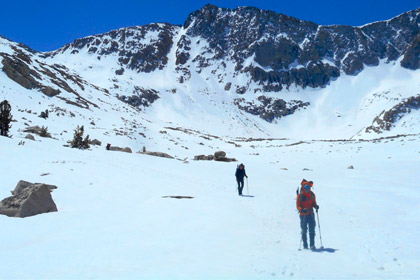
0 0 418 52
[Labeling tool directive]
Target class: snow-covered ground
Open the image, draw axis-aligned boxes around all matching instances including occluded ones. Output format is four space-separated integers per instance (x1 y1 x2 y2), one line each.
0 130 419 279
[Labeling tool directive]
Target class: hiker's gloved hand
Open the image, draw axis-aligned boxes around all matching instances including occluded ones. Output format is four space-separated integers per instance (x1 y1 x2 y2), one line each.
314 205 319 210
301 208 308 214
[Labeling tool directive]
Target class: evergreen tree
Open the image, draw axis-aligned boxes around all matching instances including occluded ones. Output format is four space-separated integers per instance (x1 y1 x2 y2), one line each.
71 125 90 149
0 100 12 137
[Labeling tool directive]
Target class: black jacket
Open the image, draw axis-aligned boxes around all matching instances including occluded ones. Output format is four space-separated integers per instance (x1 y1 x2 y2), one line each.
235 168 247 180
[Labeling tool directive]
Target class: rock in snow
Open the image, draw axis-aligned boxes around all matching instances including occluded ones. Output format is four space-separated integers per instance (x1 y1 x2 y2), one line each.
138 151 174 159
214 151 227 160
0 181 58 218
108 146 132 153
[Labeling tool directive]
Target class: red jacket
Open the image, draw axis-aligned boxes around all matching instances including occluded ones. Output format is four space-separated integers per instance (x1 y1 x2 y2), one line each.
297 191 317 216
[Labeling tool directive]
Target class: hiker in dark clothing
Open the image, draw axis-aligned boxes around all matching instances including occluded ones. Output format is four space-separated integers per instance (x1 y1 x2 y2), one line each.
235 163 248 196
296 179 320 250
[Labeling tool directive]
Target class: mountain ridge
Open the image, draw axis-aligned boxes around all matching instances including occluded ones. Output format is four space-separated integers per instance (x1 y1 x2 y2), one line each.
0 4 419 145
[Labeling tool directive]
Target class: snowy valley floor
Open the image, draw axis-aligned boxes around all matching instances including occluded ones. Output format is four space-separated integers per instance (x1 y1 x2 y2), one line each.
0 134 419 279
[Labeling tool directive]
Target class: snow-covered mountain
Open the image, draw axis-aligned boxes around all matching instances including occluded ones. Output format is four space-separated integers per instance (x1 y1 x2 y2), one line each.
1 5 420 279
0 4 420 148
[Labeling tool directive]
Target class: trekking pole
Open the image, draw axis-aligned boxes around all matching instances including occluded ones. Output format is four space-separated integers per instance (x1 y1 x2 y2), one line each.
316 210 324 249
246 177 249 196
299 237 302 251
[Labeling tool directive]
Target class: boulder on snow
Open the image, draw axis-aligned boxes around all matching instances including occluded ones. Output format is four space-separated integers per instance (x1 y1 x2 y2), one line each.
214 151 226 160
215 157 237 162
109 146 132 153
0 181 58 218
11 180 57 195
138 151 174 159
347 165 354 169
194 154 214 161
25 134 35 141
89 138 102 146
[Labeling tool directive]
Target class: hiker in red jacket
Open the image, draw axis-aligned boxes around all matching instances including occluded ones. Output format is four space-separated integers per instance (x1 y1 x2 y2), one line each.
297 179 319 250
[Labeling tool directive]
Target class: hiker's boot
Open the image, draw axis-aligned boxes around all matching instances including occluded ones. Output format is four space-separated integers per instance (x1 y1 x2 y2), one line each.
309 233 315 249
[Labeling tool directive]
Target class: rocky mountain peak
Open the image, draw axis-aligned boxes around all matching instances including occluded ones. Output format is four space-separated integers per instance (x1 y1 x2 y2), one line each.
178 4 420 91
46 23 180 73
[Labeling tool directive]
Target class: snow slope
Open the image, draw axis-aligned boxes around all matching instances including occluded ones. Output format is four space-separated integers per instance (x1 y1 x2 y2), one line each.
0 129 419 279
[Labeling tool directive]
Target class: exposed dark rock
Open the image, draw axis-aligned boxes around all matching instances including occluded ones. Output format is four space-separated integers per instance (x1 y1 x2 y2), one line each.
115 68 124 75
1 56 40 89
365 94 420 133
182 5 420 91
118 87 160 108
176 35 191 65
49 23 179 73
234 96 310 122
401 33 420 70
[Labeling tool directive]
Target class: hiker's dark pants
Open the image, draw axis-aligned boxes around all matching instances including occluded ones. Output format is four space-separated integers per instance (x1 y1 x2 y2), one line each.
237 179 244 195
300 213 316 247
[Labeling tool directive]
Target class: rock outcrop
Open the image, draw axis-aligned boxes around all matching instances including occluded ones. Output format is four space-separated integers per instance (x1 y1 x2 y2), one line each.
234 96 309 122
365 94 420 133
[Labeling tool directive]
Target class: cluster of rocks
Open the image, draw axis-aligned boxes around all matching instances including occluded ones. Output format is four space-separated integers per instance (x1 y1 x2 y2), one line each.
234 96 310 122
0 180 58 218
23 125 51 138
118 87 160 108
365 94 420 133
194 151 237 162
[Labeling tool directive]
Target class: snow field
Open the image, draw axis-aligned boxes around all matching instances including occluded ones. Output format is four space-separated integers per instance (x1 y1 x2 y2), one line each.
0 133 419 279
